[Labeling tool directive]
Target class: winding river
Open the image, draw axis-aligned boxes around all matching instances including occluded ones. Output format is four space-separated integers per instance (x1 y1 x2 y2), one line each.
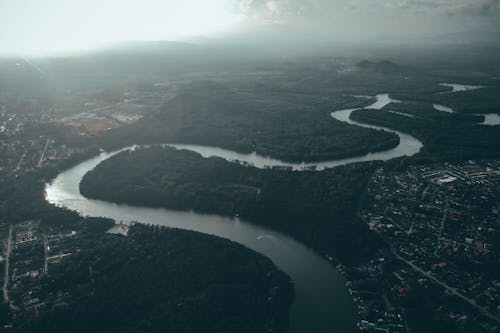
436 84 500 125
45 93 423 332
170 94 423 171
434 102 500 126
440 83 484 92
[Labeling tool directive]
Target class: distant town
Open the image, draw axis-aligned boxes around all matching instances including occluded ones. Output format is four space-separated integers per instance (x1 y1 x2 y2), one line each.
0 80 170 177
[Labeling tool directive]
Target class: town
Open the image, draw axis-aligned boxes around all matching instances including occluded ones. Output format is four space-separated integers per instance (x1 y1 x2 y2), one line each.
0 67 174 179
346 160 500 332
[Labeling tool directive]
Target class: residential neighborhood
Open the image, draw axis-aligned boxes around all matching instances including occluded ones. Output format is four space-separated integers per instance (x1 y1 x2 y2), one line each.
355 161 500 332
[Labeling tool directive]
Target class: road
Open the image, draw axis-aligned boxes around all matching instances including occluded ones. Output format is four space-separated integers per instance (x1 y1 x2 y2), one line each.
15 151 26 171
433 208 448 257
37 138 50 168
42 233 48 275
393 248 500 324
2 225 13 305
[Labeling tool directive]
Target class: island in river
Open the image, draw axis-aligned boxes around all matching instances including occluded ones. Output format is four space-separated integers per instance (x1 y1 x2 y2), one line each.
80 146 383 265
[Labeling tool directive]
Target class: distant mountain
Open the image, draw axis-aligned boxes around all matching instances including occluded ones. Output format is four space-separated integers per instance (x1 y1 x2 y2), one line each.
366 28 500 47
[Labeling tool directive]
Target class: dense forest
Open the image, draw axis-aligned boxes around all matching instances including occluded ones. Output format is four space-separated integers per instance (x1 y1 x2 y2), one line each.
81 146 384 264
93 81 400 163
383 101 483 123
351 105 500 161
392 86 500 115
0 147 101 224
18 224 293 333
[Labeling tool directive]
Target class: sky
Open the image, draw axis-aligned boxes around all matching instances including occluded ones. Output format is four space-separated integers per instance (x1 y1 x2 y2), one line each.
0 0 499 55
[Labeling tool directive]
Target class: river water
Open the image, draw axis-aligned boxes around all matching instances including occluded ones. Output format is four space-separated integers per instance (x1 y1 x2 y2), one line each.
433 106 500 126
440 83 484 93
45 93 425 332
482 114 500 126
436 83 500 125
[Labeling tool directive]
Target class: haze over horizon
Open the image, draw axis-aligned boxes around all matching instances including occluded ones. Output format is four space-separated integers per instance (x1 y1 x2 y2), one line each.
1 0 499 55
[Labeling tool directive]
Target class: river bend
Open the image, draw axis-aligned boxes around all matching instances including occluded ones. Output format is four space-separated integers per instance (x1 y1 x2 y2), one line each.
46 92 425 332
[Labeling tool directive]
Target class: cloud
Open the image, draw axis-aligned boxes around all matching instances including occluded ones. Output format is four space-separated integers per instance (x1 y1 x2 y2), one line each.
230 0 500 39
235 0 500 20
235 0 314 23
449 0 500 18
